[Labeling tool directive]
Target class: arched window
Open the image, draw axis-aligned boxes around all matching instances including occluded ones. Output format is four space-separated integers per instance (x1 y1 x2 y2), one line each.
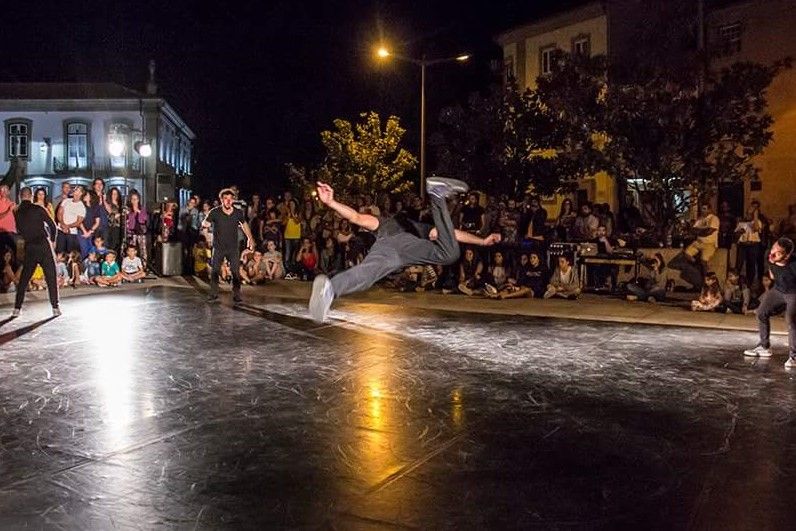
5 118 32 160
65 121 90 170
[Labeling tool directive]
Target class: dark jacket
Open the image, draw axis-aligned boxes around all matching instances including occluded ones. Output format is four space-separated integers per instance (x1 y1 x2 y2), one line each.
15 200 56 244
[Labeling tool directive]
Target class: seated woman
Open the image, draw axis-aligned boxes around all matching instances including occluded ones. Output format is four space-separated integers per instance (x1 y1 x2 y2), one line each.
295 237 318 281
458 247 484 296
263 240 285 280
691 271 723 311
627 252 669 303
722 270 751 314
319 237 341 276
483 251 511 296
1 248 20 293
543 255 581 299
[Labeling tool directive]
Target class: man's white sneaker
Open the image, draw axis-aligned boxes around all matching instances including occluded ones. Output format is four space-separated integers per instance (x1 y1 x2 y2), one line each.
309 275 334 323
52 307 62 317
484 283 498 296
743 345 772 358
785 357 796 370
10 308 20 318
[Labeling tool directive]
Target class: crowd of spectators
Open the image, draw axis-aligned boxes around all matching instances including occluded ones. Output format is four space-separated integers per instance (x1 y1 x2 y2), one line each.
2 177 793 322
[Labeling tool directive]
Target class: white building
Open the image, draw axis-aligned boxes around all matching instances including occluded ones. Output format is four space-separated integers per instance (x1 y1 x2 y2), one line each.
0 78 194 207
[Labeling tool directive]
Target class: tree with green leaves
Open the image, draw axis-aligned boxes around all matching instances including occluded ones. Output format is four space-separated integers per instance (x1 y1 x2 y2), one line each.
316 112 417 198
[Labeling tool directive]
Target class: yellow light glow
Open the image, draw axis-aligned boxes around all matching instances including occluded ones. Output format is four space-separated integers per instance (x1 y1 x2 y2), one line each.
376 47 391 58
456 54 470 62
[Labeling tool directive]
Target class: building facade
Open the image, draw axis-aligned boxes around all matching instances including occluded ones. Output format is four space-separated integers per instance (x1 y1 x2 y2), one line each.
0 82 194 207
497 0 796 224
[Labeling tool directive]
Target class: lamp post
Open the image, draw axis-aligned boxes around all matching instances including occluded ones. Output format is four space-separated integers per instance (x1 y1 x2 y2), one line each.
376 47 469 198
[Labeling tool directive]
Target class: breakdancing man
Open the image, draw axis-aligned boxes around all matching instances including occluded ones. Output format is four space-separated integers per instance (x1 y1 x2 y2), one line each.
309 177 500 322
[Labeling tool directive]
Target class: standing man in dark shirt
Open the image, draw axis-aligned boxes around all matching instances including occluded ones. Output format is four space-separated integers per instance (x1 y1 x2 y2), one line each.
308 178 501 323
744 237 796 367
459 192 485 234
202 188 255 304
11 187 60 318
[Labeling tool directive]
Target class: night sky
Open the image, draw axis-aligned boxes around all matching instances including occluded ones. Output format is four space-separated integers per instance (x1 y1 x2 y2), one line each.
2 0 587 196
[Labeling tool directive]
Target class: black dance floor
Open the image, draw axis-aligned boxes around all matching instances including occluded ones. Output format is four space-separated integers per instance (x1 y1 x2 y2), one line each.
1 286 795 529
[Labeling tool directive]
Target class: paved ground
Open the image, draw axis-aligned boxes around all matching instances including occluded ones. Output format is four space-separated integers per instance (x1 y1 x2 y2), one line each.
1 285 795 528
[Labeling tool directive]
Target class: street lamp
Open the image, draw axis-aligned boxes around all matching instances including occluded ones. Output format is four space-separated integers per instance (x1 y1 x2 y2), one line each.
134 140 152 158
108 137 125 158
375 45 470 198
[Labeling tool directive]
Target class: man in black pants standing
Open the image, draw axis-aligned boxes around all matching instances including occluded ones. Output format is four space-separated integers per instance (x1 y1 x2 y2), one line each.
744 237 796 368
11 187 60 318
202 188 254 304
309 177 501 323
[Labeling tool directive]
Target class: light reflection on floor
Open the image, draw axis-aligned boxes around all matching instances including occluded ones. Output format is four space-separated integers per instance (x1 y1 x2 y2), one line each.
1 286 796 529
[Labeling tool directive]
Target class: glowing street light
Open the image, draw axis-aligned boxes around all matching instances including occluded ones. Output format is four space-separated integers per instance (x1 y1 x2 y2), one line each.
108 137 125 158
134 140 152 158
373 46 471 197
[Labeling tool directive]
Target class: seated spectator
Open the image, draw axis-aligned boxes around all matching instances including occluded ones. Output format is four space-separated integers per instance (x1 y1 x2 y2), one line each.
55 252 69 288
343 240 363 269
247 250 268 284
544 255 581 299
458 247 485 296
220 258 232 283
263 240 284 280
397 264 440 293
29 265 46 291
296 237 318 280
121 246 146 283
483 251 511 296
67 251 82 288
627 252 669 303
319 236 341 276
748 275 776 313
239 249 254 285
589 225 619 291
96 251 122 287
80 251 102 285
1 248 20 293
193 236 212 280
89 234 109 259
722 270 750 314
691 271 722 311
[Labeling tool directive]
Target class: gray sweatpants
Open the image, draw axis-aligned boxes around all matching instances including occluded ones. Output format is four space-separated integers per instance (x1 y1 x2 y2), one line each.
331 194 459 298
757 288 796 356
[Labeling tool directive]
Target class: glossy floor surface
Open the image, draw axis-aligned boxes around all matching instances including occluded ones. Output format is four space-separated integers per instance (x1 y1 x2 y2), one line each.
1 286 795 530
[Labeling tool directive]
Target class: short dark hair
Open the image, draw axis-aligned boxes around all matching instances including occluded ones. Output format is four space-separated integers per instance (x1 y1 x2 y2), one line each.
219 188 235 199
777 237 794 256
19 186 32 198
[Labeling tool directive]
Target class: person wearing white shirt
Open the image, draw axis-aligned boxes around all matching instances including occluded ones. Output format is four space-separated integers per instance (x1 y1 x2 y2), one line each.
120 246 145 282
685 204 720 269
56 185 86 254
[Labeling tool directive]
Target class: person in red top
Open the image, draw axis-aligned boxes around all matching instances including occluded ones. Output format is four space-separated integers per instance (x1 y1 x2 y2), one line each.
0 185 17 255
296 237 318 280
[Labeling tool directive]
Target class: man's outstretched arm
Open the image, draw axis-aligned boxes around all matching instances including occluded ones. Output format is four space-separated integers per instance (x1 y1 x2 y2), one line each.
429 228 501 246
316 181 379 231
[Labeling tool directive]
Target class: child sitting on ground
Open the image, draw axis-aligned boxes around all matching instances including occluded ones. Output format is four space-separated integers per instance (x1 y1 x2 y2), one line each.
67 251 82 288
722 270 750 314
483 251 511 297
121 246 146 282
80 251 102 285
487 252 549 299
691 271 723 311
55 252 69 288
29 265 46 291
89 234 109 259
193 237 211 280
96 251 122 287
262 239 284 280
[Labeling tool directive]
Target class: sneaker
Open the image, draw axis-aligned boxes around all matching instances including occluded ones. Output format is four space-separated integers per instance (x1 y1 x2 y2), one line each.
309 275 334 323
647 296 658 304
233 294 243 305
458 283 474 296
786 357 796 370
426 176 469 199
484 283 498 296
743 345 772 358
10 308 20 318
52 307 61 317
626 295 638 302
207 294 219 303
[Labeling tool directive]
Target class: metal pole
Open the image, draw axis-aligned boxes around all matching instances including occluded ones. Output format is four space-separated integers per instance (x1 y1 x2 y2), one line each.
420 57 426 199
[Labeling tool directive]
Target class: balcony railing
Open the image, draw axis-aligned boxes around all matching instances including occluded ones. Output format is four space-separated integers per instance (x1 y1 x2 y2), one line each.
53 156 143 176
